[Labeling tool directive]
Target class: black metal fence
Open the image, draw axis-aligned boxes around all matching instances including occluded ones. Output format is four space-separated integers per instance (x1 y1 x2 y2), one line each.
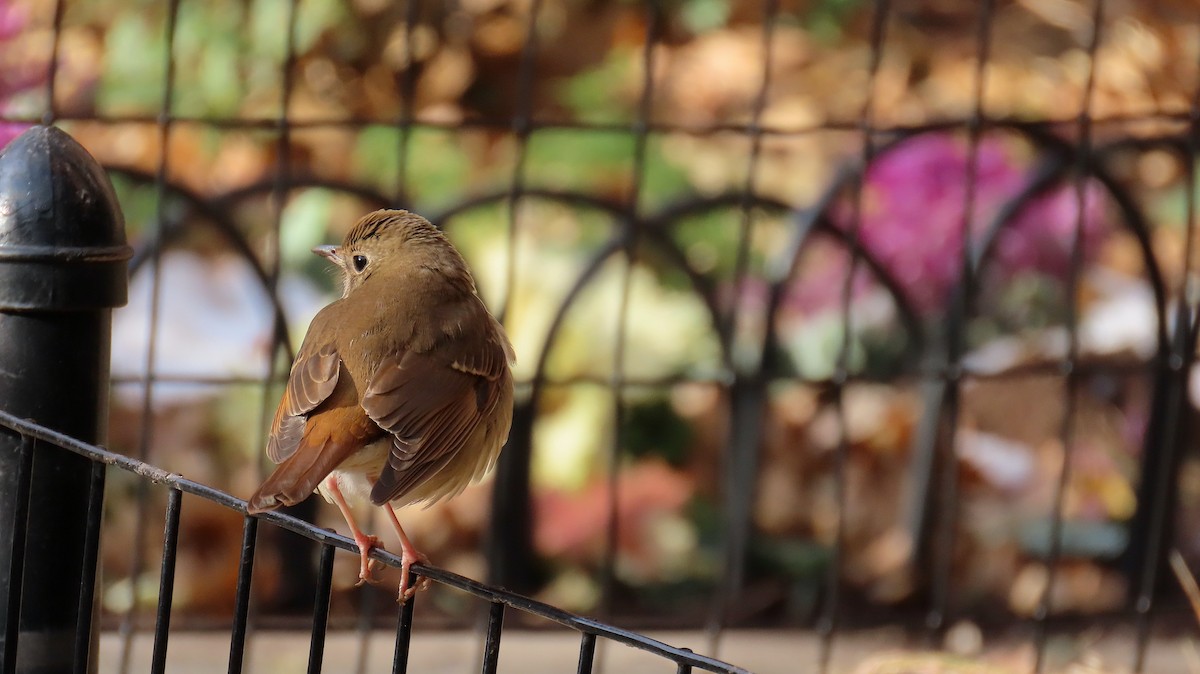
0 406 744 674
2 0 1200 672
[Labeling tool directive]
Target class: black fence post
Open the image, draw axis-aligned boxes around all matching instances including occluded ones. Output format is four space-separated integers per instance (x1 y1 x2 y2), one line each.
0 126 130 672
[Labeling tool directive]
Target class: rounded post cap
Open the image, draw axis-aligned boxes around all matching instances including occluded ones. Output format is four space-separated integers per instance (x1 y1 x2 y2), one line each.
0 126 131 311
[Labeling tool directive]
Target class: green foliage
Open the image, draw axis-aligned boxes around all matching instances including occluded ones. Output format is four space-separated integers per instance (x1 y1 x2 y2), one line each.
399 128 476 208
441 201 510 260
279 189 335 272
97 0 347 116
175 1 247 116
100 12 167 114
967 272 1071 350
621 398 693 467
352 125 402 196
556 50 637 124
525 129 633 191
800 0 870 43
671 209 745 280
750 536 832 579
680 0 732 34
638 136 694 210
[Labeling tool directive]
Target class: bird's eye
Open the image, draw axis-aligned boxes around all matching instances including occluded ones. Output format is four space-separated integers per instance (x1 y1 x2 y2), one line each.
352 255 368 272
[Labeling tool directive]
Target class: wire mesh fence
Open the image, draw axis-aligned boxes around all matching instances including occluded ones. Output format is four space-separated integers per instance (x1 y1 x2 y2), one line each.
1 0 1199 672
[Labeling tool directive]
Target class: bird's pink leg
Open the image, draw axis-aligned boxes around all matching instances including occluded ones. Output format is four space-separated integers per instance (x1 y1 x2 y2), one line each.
323 475 385 585
382 505 431 603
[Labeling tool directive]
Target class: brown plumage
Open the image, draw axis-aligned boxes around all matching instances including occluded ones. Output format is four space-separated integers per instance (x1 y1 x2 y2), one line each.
247 209 514 602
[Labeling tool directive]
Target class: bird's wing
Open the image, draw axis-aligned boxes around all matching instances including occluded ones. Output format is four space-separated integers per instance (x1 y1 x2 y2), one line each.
266 341 341 463
247 331 386 513
248 338 382 514
247 402 379 513
362 321 511 506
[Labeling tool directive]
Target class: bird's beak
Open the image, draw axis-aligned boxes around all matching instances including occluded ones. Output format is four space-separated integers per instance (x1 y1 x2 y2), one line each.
312 245 341 265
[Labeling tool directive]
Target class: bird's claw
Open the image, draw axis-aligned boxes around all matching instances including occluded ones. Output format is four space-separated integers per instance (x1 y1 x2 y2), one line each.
354 534 387 585
397 551 431 604
355 557 387 586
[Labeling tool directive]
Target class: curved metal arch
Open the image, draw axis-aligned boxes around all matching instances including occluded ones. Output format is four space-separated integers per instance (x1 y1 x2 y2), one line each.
104 165 297 360
430 188 624 227
758 162 929 376
869 122 1170 356
960 134 1172 360
438 190 762 604
431 188 753 374
436 187 929 381
211 175 395 213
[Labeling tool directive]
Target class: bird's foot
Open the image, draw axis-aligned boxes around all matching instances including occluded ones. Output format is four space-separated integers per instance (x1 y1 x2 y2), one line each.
397 548 431 604
353 533 387 586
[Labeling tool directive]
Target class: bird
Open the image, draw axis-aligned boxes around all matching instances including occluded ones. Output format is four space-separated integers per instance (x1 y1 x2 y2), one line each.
247 209 515 602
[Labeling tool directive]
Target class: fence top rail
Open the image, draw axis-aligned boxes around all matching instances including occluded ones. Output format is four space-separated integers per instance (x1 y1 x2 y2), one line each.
0 408 751 674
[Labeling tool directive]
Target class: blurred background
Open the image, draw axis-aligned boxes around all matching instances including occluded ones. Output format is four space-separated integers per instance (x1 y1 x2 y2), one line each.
4 0 1200 671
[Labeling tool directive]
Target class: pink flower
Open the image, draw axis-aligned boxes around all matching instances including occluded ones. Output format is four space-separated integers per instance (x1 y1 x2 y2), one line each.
827 133 1110 315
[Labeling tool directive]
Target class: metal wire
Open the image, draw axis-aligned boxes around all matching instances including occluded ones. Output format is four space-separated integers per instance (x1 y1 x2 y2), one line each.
227 516 258 674
390 591 416 674
393 0 420 205
74 461 107 674
1031 2 1106 671
5 107 1196 137
43 0 66 124
480 602 506 674
150 488 183 674
705 0 781 655
598 0 663 628
1128 39 1200 674
817 0 893 670
1 436 34 674
576 632 597 674
118 0 182 670
924 0 996 638
307 544 336 674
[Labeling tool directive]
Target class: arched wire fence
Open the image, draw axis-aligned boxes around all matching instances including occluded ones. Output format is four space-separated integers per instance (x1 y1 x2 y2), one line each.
1 0 1199 672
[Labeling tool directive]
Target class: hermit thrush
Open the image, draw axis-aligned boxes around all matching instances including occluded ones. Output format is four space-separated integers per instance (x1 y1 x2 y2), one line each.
247 209 515 602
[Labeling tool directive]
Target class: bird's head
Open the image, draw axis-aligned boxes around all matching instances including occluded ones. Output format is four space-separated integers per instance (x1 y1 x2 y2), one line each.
314 209 472 298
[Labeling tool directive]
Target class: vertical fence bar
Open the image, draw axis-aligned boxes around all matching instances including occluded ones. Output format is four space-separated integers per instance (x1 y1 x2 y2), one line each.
73 461 107 674
924 0 995 640
817 1 892 671
1131 305 1193 673
393 0 420 203
43 0 66 126
121 0 183 669
227 516 259 674
150 488 184 674
0 126 130 672
353 575 379 674
307 544 336 674
1032 3 1104 672
576 632 596 674
485 0 544 596
1 436 34 673
705 0 780 655
598 0 663 635
258 0 315 621
676 649 695 674
391 592 416 674
480 602 505 674
1128 42 1200 674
